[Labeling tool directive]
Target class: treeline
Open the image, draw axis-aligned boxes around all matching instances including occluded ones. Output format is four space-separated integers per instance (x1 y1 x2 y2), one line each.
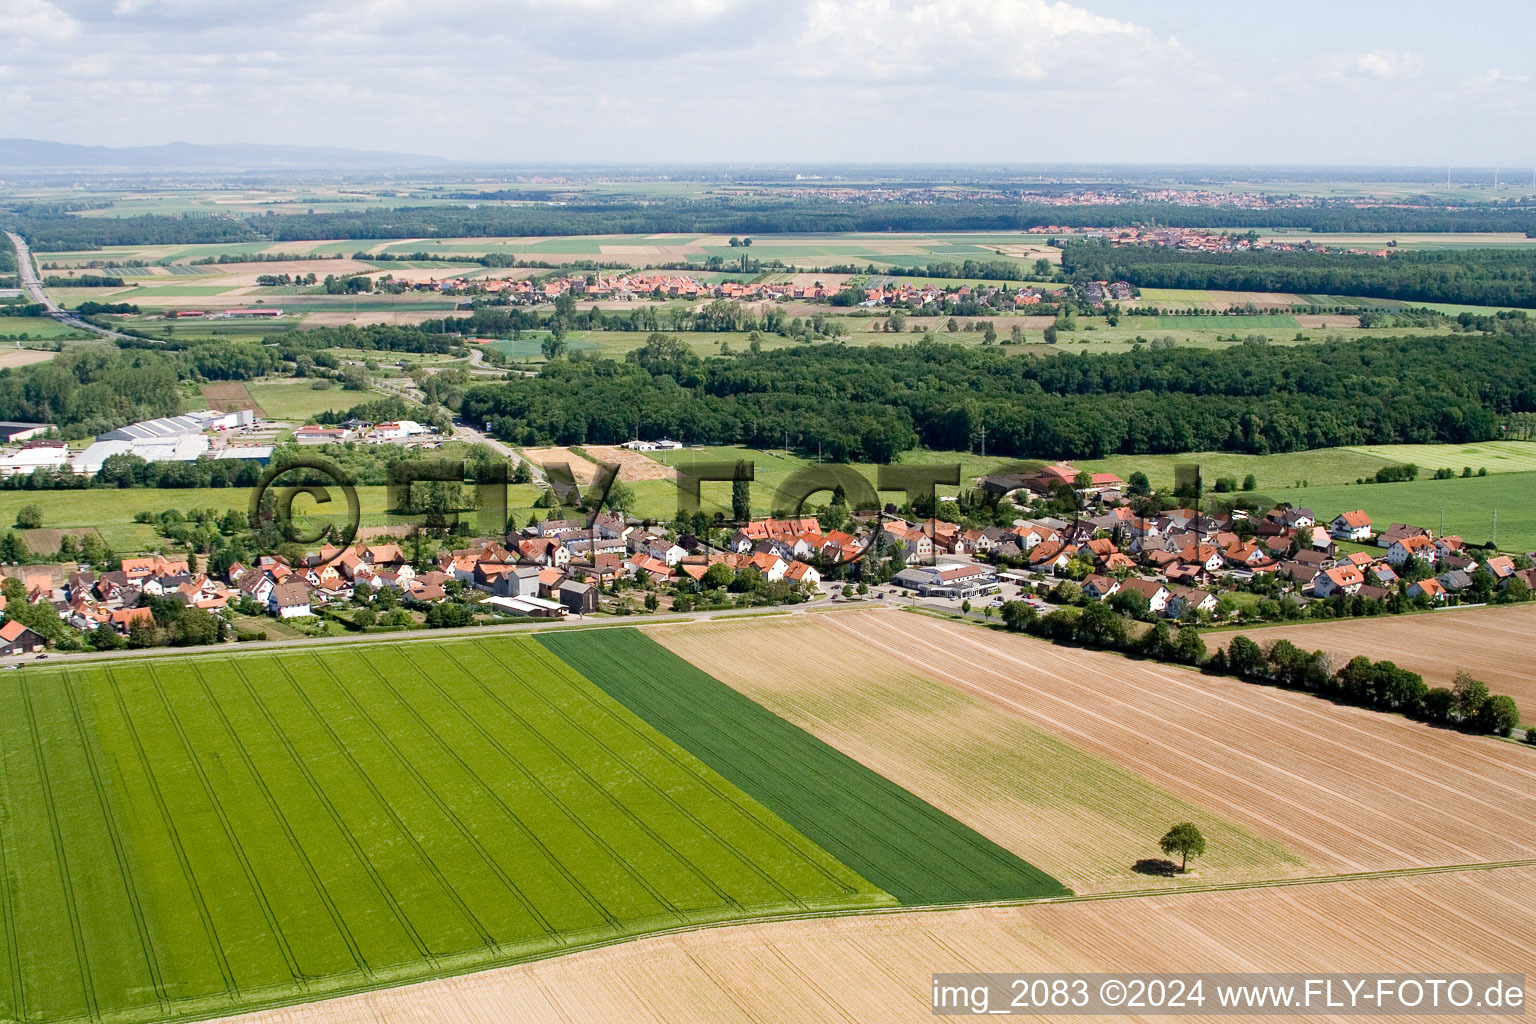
17 200 1536 251
1061 240 1536 307
461 328 1536 460
43 274 125 288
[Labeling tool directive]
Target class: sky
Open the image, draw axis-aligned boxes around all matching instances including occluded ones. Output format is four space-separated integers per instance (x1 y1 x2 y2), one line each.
2 0 1533 166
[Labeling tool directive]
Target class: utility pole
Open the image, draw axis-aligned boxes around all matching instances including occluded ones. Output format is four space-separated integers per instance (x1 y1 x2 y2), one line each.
978 423 986 459
784 428 789 456
1492 508 1498 548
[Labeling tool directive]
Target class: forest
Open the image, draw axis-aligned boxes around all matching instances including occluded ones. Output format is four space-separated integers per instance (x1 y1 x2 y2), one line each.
0 342 285 437
1060 240 1536 307
11 198 1536 250
461 327 1536 461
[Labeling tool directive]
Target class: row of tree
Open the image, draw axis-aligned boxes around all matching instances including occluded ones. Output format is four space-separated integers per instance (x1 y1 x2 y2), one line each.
1060 239 1536 308
17 199 1536 251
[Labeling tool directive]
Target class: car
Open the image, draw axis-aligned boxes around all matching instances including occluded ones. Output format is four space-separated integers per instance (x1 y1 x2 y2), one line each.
34 653 48 660
2 665 17 671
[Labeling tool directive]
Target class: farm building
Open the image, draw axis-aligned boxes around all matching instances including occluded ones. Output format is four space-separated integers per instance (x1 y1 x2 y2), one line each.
0 619 45 655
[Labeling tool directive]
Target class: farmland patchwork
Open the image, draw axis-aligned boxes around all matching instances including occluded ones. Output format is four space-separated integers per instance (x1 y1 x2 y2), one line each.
0 630 1063 1024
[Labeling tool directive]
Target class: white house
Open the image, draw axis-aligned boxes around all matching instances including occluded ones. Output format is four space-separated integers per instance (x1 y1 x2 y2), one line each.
1329 510 1373 542
268 581 312 619
1387 534 1438 567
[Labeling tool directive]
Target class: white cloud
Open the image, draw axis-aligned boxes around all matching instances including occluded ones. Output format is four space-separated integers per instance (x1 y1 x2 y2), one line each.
0 0 78 42
797 0 1152 80
1351 49 1423 79
1466 68 1530 90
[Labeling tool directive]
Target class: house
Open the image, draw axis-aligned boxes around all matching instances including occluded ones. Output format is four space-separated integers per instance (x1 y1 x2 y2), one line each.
783 561 821 588
1081 575 1121 601
110 606 156 634
268 581 312 619
1329 510 1373 542
1485 555 1516 581
626 554 673 584
1377 523 1431 550
745 551 787 582
1407 577 1446 603
1436 569 1475 593
1387 534 1438 567
0 619 45 655
1314 565 1365 598
1116 578 1170 613
1165 586 1218 618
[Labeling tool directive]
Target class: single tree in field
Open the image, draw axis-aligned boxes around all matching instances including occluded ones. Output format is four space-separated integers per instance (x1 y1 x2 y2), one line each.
14 504 42 530
1159 822 1206 873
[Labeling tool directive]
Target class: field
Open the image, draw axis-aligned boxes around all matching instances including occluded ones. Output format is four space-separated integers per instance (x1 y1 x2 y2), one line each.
1289 473 1536 552
0 625 1087 1023
201 381 261 415
0 636 897 1023
539 629 1066 906
1341 441 1536 475
243 379 361 420
212 866 1536 1024
804 610 1536 873
0 483 547 553
0 347 58 367
652 617 1305 892
1206 604 1536 721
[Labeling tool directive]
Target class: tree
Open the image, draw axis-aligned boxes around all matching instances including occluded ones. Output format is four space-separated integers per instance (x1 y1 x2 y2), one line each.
731 460 752 522
14 505 42 530
1043 324 1058 345
1226 635 1265 678
1476 694 1521 737
540 334 567 361
1241 474 1257 491
1172 628 1207 666
1453 670 1491 722
604 479 636 515
1033 258 1052 278
702 562 734 589
1158 822 1206 872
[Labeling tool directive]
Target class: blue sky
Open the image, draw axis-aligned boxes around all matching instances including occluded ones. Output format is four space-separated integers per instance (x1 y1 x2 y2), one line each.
1 0 1532 166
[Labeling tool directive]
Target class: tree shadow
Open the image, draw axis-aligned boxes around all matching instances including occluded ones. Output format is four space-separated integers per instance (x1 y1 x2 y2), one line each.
1133 858 1178 878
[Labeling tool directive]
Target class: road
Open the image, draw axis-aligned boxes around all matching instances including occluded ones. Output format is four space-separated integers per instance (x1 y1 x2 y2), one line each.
0 597 876 668
5 230 142 342
451 418 546 484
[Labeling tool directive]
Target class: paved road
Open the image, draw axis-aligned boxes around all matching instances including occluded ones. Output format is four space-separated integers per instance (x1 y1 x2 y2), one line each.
0 597 882 668
5 230 142 342
451 418 547 485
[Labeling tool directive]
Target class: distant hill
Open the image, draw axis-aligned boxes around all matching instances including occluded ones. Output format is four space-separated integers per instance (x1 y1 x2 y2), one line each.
0 138 451 172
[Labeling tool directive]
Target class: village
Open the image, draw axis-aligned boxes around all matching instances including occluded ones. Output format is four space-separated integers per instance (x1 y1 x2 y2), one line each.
2 453 1530 658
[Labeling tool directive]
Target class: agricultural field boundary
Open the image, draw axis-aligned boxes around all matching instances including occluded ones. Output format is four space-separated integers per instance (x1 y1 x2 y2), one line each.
538 629 1070 905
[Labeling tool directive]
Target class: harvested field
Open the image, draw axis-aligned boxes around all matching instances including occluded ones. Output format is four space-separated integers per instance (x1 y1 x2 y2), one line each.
1206 605 1536 720
0 348 56 368
215 865 1536 1024
299 310 450 327
201 380 263 415
14 526 103 553
520 446 601 485
812 610 1536 874
581 445 678 482
1294 313 1362 328
654 616 1306 892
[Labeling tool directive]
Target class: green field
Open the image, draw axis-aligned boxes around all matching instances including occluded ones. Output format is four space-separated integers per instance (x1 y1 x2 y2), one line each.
0 483 545 553
0 630 1066 1023
244 379 366 420
1284 472 1536 552
540 630 1067 905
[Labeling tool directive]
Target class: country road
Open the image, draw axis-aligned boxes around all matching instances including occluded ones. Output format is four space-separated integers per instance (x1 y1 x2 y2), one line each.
5 230 142 342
